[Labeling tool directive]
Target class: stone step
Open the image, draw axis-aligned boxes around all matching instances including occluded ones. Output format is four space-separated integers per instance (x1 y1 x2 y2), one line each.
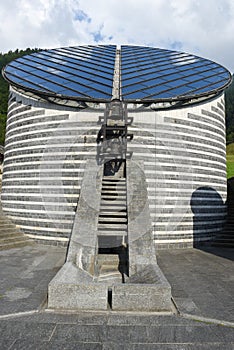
96 253 122 282
101 183 126 187
0 235 29 244
0 223 20 229
97 254 120 263
98 223 127 230
101 190 126 197
100 205 127 211
101 189 126 197
102 180 126 184
102 182 126 190
0 202 32 249
213 237 234 242
98 217 127 223
102 183 126 187
0 240 32 250
218 231 234 235
102 180 126 185
102 187 126 192
101 199 126 204
99 264 119 274
212 242 234 248
97 273 122 283
0 217 14 222
102 181 126 186
0 230 23 237
98 230 127 236
99 212 127 217
102 177 126 182
100 204 127 211
101 195 126 200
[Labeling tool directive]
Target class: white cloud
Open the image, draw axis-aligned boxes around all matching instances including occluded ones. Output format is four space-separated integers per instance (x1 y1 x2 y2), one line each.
0 0 233 72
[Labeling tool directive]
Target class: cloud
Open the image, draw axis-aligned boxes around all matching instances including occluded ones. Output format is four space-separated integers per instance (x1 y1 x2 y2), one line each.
0 0 233 72
73 10 91 23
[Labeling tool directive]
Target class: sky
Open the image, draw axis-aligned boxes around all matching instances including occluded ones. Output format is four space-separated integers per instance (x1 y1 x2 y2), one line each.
1 0 234 72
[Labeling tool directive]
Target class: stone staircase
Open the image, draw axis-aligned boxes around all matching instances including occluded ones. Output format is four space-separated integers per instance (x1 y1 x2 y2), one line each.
212 178 234 247
212 205 234 247
96 172 128 282
0 177 32 250
48 159 173 312
96 254 122 283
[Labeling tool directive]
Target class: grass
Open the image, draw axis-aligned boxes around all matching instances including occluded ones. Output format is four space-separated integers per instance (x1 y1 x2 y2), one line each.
226 143 234 179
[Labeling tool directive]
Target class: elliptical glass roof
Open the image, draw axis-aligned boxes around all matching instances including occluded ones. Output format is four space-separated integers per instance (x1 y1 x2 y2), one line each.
3 45 232 103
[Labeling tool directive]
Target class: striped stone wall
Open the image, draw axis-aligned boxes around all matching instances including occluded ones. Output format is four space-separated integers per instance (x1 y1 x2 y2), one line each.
1 89 104 245
1 88 227 248
127 95 227 248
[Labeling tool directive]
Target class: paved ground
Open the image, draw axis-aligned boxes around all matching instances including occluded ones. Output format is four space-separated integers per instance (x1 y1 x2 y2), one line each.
157 247 234 323
0 243 233 349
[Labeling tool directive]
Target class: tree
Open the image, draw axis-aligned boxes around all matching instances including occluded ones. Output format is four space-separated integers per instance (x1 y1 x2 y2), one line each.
0 48 40 145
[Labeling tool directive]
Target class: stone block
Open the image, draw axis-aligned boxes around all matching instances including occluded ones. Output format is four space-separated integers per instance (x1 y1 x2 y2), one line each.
112 283 172 312
112 264 172 312
48 262 108 311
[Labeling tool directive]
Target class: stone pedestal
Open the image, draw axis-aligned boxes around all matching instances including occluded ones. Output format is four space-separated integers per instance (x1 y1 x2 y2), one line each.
48 160 172 312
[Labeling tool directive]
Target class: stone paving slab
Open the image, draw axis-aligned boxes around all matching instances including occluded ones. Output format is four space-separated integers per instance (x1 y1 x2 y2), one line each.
0 312 233 349
157 247 234 323
0 244 66 316
0 244 234 348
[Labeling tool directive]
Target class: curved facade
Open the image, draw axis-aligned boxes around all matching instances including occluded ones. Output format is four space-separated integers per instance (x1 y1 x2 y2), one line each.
1 45 231 248
128 95 227 248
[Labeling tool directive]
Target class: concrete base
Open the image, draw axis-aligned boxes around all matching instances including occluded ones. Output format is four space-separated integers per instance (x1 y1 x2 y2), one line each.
48 261 172 312
112 264 172 312
48 160 173 313
48 262 108 311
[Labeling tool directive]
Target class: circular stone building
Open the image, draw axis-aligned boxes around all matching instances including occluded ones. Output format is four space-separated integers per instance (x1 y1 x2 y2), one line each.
1 45 232 248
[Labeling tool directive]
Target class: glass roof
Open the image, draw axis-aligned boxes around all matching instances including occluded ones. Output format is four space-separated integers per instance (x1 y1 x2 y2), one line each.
3 45 116 101
121 46 231 102
2 45 232 103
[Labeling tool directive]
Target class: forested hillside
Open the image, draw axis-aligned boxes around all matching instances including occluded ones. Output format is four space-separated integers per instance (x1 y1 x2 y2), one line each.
0 50 234 146
0 48 40 145
226 76 234 143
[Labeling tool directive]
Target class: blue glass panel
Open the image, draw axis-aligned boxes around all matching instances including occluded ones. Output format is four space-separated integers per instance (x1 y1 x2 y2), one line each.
203 76 222 83
123 91 149 99
4 73 25 84
84 89 111 99
86 82 112 94
165 79 189 88
170 85 194 94
121 77 141 85
21 75 46 85
187 80 209 89
182 75 200 83
219 72 231 79
138 78 167 87
122 84 147 94
20 80 47 91
61 81 91 92
7 61 23 68
38 81 65 93
193 86 214 94
207 81 226 89
139 85 172 95
25 55 114 79
123 69 155 78
57 88 89 97
4 45 231 102
5 66 22 76
148 91 175 99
